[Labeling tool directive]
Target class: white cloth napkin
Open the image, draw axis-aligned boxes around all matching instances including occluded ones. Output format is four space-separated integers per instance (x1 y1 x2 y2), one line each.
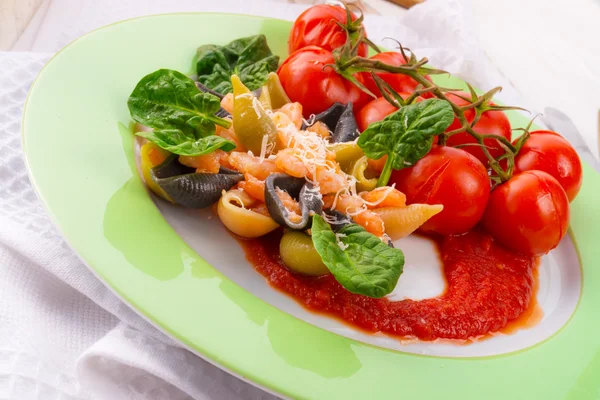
0 1 514 399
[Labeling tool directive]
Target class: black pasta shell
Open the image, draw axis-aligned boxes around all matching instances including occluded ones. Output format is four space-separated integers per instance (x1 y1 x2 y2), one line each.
265 173 323 230
151 155 243 208
301 102 359 143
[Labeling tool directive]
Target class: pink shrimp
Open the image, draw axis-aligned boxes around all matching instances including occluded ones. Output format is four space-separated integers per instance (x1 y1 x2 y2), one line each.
179 150 225 174
368 155 387 173
278 102 303 129
250 203 271 217
360 187 407 209
354 211 385 237
238 174 266 202
329 193 385 237
216 125 244 151
220 93 234 114
228 151 281 180
276 188 302 223
306 121 330 140
314 165 345 195
275 148 309 178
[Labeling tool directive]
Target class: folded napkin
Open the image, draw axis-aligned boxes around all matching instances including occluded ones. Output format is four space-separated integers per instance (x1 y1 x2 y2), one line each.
0 1 515 399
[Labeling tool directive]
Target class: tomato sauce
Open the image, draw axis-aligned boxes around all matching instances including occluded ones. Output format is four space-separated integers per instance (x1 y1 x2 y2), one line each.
239 229 539 341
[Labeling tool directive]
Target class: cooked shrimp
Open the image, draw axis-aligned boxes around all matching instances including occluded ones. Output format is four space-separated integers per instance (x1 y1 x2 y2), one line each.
275 148 309 178
360 187 407 209
329 193 386 237
238 174 265 202
314 165 345 195
368 155 387 173
278 103 303 129
221 93 234 114
306 121 330 140
250 203 271 217
354 210 385 237
218 151 233 169
216 124 244 151
229 151 281 180
179 150 224 174
276 188 302 223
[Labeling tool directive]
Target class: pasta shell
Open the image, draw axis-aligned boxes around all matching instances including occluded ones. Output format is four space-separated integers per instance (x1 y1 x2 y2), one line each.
301 102 359 143
375 204 444 240
350 156 378 192
264 173 322 230
218 190 279 238
280 231 329 276
151 155 243 208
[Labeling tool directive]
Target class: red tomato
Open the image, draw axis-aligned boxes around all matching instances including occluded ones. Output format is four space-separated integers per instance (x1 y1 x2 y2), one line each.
278 46 370 117
513 130 582 201
390 146 490 235
289 4 368 57
356 95 427 133
444 92 512 165
362 52 432 98
482 170 569 256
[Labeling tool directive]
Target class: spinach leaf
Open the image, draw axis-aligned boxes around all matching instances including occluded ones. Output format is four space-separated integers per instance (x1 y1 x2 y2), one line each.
311 214 404 298
357 99 454 186
136 129 235 156
196 34 279 94
128 69 231 135
128 69 234 156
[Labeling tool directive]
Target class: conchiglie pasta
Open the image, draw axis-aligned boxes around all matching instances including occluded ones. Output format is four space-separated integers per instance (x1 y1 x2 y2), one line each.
140 142 173 203
279 231 329 276
329 142 364 172
350 156 377 192
375 204 444 240
217 189 279 238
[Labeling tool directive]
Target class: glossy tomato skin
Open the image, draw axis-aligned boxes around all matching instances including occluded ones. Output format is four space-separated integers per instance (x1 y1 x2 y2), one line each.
289 5 368 57
390 146 490 235
362 52 432 98
444 92 512 165
513 130 582 201
278 46 370 117
482 170 570 256
356 95 426 132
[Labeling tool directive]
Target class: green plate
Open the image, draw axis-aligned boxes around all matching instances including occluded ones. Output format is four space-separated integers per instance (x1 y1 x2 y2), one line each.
23 13 600 399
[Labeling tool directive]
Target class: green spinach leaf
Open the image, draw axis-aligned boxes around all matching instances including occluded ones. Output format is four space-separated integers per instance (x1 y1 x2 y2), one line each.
136 129 235 156
196 34 279 94
128 69 234 156
357 99 454 186
128 69 231 135
311 214 404 298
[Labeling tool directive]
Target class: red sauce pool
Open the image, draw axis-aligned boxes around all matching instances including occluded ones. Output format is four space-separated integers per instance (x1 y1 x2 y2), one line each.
239 229 540 341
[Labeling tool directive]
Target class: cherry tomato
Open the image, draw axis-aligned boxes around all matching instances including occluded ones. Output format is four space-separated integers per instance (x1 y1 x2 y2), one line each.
482 170 569 256
356 95 428 134
390 146 490 235
444 92 512 166
289 4 368 57
361 52 432 98
513 130 582 201
278 46 370 117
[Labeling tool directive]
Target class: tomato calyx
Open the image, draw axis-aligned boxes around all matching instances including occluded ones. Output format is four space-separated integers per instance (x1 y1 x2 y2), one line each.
334 41 530 183
332 3 381 54
326 2 535 184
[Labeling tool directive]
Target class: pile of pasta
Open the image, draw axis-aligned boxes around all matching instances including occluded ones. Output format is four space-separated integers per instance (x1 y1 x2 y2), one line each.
139 74 442 276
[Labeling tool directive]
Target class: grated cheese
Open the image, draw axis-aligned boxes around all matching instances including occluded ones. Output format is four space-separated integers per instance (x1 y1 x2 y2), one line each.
335 233 349 251
258 134 269 162
251 97 262 118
